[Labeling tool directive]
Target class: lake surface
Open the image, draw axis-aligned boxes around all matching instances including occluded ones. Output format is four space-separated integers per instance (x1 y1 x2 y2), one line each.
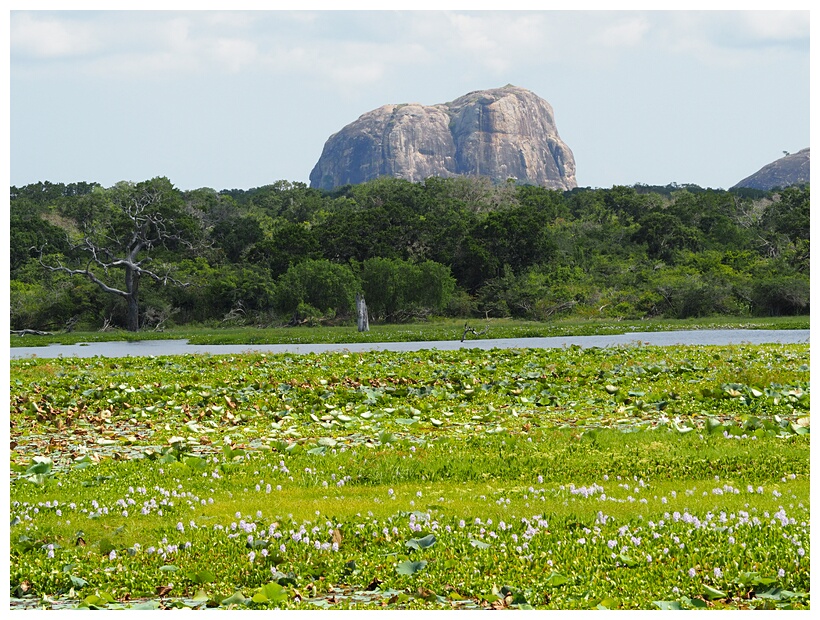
9 329 810 359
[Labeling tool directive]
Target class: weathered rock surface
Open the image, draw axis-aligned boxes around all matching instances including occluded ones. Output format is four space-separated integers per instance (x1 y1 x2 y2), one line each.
309 85 576 191
732 148 810 191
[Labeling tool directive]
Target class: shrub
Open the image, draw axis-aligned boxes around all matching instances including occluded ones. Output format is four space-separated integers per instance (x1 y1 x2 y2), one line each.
751 275 810 316
275 260 360 319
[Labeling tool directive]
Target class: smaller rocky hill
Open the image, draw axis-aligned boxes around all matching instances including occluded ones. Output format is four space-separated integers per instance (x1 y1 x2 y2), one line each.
732 148 810 190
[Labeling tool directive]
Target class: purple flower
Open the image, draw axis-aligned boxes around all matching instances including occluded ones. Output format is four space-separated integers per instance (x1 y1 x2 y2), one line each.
688 568 697 578
713 567 723 579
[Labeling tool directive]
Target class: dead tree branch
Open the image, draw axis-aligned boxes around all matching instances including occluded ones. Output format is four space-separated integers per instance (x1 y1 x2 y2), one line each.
461 322 490 342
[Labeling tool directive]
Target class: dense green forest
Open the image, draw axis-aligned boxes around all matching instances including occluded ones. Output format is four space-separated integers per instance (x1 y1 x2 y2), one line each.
9 176 809 332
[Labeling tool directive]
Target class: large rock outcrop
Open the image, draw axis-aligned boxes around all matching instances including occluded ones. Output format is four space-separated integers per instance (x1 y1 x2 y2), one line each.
732 148 810 191
309 85 577 191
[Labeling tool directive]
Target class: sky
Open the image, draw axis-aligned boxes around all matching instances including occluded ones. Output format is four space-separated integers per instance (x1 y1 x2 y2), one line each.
7 5 812 192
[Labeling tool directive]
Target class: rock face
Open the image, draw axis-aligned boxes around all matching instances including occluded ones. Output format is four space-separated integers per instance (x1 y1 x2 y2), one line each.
309 85 577 191
732 148 810 191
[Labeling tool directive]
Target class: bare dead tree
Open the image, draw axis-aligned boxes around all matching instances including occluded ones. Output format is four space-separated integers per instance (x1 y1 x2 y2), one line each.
11 328 54 336
37 179 193 332
461 322 490 342
222 301 247 326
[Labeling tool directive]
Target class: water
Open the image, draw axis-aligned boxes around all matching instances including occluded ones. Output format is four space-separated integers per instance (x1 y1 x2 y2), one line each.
9 329 810 359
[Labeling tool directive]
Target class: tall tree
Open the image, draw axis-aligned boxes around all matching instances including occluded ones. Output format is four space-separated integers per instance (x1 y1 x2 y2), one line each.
38 177 198 331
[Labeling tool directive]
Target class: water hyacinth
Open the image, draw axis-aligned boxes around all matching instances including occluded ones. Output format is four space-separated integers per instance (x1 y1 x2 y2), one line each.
8 344 810 610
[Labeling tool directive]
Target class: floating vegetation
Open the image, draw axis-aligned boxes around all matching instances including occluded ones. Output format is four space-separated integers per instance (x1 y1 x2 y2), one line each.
9 343 809 609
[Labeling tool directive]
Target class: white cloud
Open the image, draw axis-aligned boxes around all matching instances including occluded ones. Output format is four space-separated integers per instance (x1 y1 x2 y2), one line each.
436 12 555 72
327 59 386 89
735 11 809 43
11 12 100 58
648 11 809 69
211 38 259 73
10 10 809 85
594 14 651 48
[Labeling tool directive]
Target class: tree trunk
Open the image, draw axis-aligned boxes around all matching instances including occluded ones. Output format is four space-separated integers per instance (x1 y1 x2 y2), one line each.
356 293 369 332
125 267 140 332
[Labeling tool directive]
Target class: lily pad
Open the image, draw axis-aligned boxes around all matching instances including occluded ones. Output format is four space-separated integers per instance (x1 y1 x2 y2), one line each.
405 534 436 550
397 560 428 575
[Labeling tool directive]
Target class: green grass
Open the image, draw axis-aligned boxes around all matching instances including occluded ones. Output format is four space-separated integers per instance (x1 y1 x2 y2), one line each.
9 343 810 609
10 314 810 347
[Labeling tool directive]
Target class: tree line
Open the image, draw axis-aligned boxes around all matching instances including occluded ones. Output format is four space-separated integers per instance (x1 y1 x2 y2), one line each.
9 175 809 332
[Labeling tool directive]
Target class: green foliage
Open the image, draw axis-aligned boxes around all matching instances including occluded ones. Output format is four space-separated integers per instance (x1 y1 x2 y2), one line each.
244 222 321 277
9 178 811 330
275 259 360 319
750 274 810 316
211 216 264 263
358 258 456 321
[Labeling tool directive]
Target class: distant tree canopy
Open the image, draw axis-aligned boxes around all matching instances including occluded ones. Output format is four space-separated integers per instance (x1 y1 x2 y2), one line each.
10 176 810 331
